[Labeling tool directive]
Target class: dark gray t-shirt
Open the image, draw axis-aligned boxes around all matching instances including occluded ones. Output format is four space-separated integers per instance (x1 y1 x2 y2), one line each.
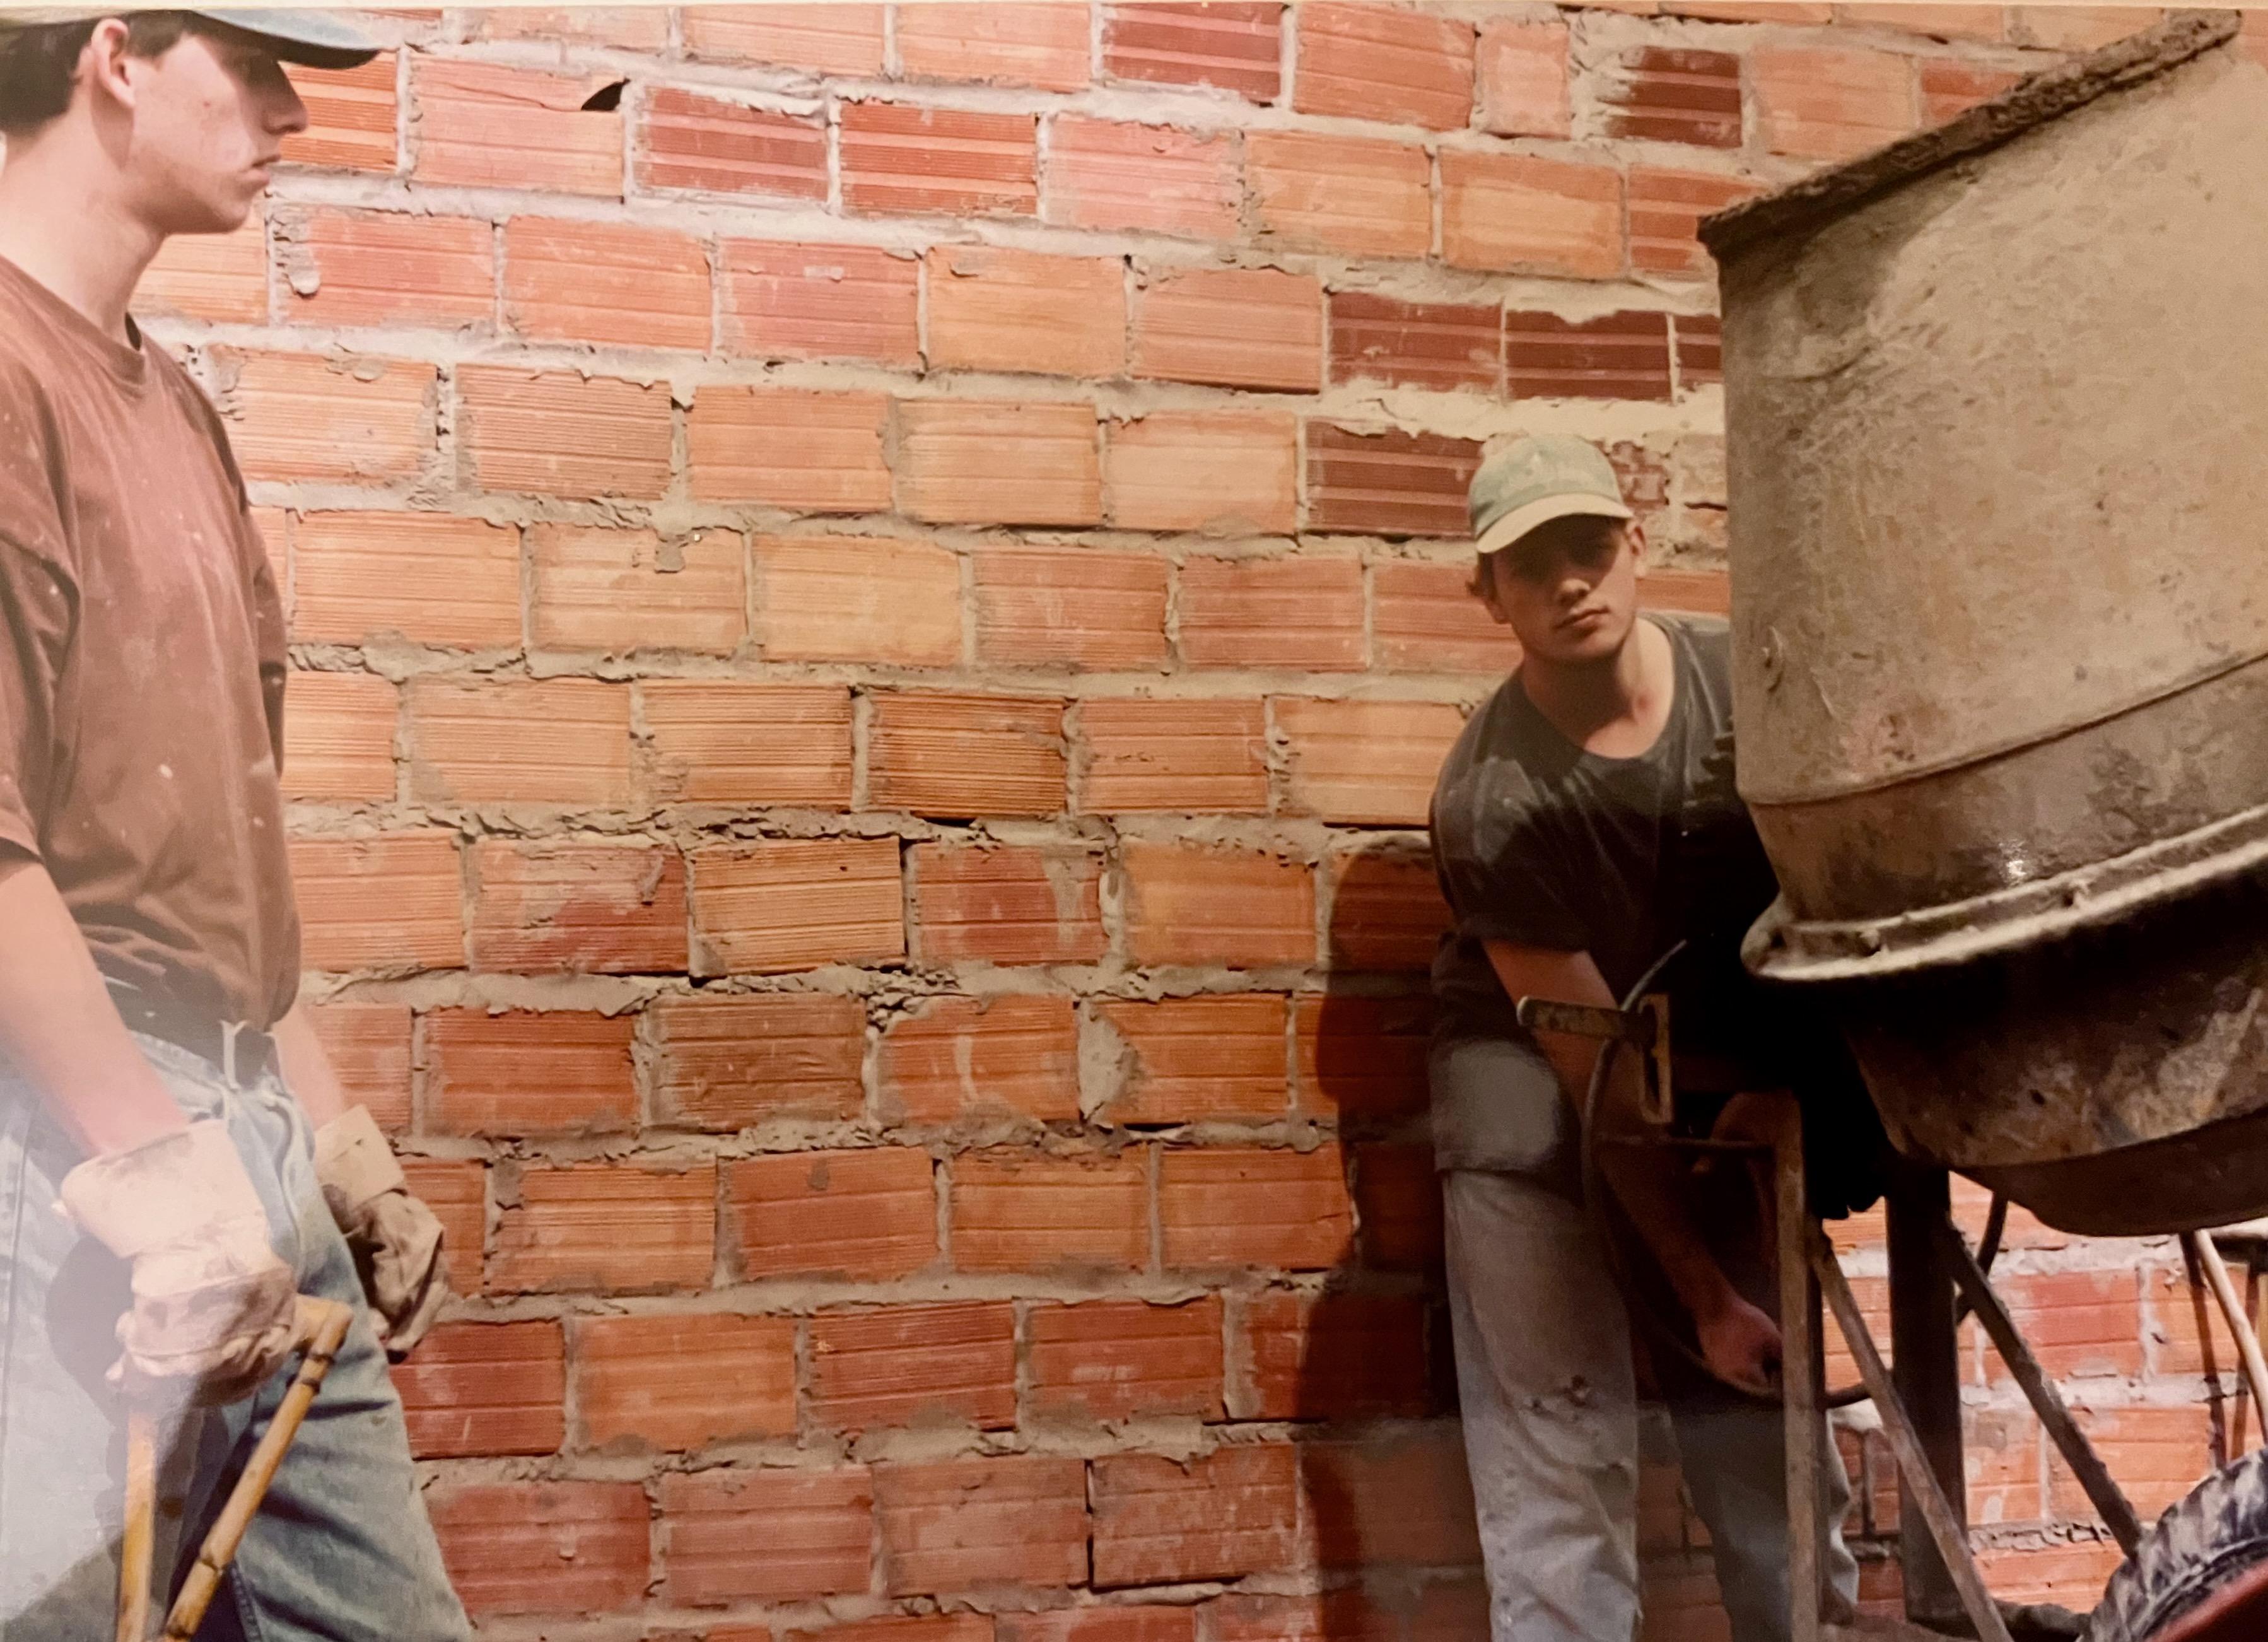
1426 612 1738 1178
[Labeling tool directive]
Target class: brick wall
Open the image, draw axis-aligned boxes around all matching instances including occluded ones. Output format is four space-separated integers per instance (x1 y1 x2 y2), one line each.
124 3 2268 1638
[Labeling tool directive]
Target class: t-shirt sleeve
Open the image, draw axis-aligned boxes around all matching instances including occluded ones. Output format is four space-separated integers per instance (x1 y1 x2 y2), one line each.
1431 794 1590 954
0 539 71 862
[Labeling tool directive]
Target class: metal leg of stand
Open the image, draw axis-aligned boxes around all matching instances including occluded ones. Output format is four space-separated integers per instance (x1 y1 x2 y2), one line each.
1888 1165 1968 1629
1777 1098 1824 1642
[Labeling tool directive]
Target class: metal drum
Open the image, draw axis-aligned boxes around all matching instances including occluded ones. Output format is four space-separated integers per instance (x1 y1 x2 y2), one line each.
1700 14 2268 1234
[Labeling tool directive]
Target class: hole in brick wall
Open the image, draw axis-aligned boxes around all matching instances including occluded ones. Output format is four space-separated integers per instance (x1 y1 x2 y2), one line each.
580 79 628 112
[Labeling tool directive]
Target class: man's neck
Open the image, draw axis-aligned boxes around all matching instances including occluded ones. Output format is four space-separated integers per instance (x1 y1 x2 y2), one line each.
1519 616 1674 757
0 139 161 344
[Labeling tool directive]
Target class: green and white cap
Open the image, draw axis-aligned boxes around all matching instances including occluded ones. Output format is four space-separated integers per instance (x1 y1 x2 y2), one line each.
1469 434 1634 557
0 8 379 68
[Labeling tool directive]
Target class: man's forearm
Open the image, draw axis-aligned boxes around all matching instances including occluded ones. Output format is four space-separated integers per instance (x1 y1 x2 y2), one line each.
271 1002 353 1129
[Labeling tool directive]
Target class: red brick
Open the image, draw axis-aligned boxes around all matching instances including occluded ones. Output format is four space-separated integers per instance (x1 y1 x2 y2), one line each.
1354 1142 1444 1269
689 838 905 975
1838 3 2005 41
1106 409 1298 536
1442 150 1623 277
1027 1298 1225 1422
291 511 520 650
1178 557 1364 671
841 102 1037 216
429 1481 649 1617
2014 4 2161 49
1248 131 1432 258
879 994 1080 1125
1077 698 1269 815
812 1301 1018 1433
2149 1258 2253 1381
1296 3 1475 129
1299 1433 1482 1567
469 841 686 976
1603 46 1742 148
1161 1147 1353 1270
723 240 920 365
1990 1269 2143 1381
1477 18 1571 137
473 6 670 47
1306 424 1483 538
1093 1446 1299 1588
642 682 855 807
530 525 744 658
1637 1563 1733 1642
652 993 866 1129
413 61 623 196
728 1148 937 1281
283 53 397 172
1629 166 1762 278
1664 0 1831 17
140 216 267 323
218 350 435 484
1968 1540 2125 1610
1330 292 1500 394
1237 1292 1431 1418
757 536 963 666
428 1009 636 1137
638 86 830 201
407 677 631 807
973 548 1170 671
282 670 395 802
1125 842 1317 969
952 1150 1150 1274
1294 994 1433 1123
1328 850 1451 972
283 209 491 329
1506 309 1675 402
897 3 1092 91
661 1467 875 1604
1205 1592 1398 1642
898 399 1102 527
1274 698 1464 826
457 367 672 500
490 1161 716 1294
799 1617 997 1642
1132 267 1321 392
2056 1403 2211 1522
574 1311 795 1451
875 1455 1090 1594
1044 117 1242 240
687 388 892 511
1751 45 1915 160
1094 996 1289 1125
1964 1406 2043 1524
1104 3 1283 102
503 218 710 351
402 1158 486 1284
1374 560 1522 674
393 1320 565 1460
1920 58 2022 124
681 4 886 73
1821 1272 1893 1393
912 843 1106 965
926 245 1126 378
290 832 463 971
1672 314 1721 393
872 693 1070 820
308 1000 412 1131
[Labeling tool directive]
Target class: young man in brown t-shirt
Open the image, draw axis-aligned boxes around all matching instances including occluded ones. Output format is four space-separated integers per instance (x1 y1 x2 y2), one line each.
0 13 467 1635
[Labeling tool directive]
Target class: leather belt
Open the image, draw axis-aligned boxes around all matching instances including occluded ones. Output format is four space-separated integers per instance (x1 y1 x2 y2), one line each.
105 980 278 1090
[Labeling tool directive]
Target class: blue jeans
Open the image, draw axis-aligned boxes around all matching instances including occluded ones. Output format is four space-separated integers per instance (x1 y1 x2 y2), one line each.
0 1034 469 1640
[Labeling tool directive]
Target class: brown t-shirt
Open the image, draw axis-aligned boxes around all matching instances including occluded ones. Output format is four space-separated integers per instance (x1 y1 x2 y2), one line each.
0 256 300 1028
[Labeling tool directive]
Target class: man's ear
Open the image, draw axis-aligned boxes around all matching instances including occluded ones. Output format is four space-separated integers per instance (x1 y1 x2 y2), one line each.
1471 554 1513 626
1625 520 1648 579
81 18 143 115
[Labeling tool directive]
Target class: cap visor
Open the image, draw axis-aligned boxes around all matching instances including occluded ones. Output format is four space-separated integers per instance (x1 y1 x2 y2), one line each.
197 9 379 67
1474 493 1635 558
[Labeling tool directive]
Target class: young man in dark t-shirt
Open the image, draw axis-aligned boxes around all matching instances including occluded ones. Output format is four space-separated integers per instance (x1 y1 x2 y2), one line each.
1428 437 1856 1642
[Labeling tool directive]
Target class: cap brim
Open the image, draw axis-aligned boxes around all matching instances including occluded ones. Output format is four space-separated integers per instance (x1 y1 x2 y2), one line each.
197 9 380 68
1475 492 1635 558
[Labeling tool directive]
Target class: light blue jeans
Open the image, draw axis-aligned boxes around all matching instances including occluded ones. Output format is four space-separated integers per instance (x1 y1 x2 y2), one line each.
0 1033 469 1640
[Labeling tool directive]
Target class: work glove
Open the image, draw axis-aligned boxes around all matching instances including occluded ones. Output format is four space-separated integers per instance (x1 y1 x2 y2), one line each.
59 1120 298 1405
313 1106 448 1359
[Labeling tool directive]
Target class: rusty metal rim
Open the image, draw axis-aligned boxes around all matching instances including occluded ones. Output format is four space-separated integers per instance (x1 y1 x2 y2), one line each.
1741 796 2268 983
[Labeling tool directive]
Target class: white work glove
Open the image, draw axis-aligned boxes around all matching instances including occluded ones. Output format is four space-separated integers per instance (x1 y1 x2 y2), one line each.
59 1120 298 1405
313 1106 448 1359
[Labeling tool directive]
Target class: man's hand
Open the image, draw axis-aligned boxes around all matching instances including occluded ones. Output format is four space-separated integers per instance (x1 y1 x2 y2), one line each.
59 1120 298 1404
313 1106 448 1358
1696 1292 1783 1396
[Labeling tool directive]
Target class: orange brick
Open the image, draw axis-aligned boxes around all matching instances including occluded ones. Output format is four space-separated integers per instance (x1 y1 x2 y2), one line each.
972 547 1169 671
283 52 397 172
1160 1146 1353 1270
1044 116 1242 240
490 1161 717 1294
1374 560 1521 674
473 5 670 46
413 61 621 195
1969 1539 2124 1610
402 1157 486 1284
430 1013 637 1141
756 535 963 666
1839 3 2006 42
291 511 520 650
1124 842 1316 968
1636 1563 1733 1642
1104 2 1282 102
926 245 1127 378
1964 1406 2042 1524
897 3 1092 91
1093 1446 1299 1588
1307 423 1482 538
951 1151 1150 1274
392 1319 564 1460
1330 291 1501 394
2148 1258 2252 1381
1751 45 1915 160
2056 1402 2211 1522
637 86 830 201
879 994 1080 1125
468 840 689 975
812 1300 1018 1433
1206 1592 1398 1642
681 4 886 73
1507 308 1675 401
687 388 892 512
407 677 631 807
1442 150 1623 277
1353 1141 1442 1269
282 669 396 802
1028 1297 1225 1422
876 1455 1090 1595
1629 166 1762 278
1602 44 1742 148
912 844 1105 966
308 1000 413 1131
1294 994 1433 1122
874 693 1068 821
139 215 267 323
898 399 1102 527
1478 18 1572 137
1920 57 2021 124
1105 409 1297 536
285 209 494 341
1664 0 1831 17
503 218 709 351
530 525 744 657
2014 4 2161 49
1237 1292 1431 1419
643 682 854 807
728 1147 938 1281
457 367 671 500
1991 1269 2143 1381
218 350 434 484
841 102 1037 216
1077 698 1268 815
689 838 905 975
429 1481 649 1617
797 1612 998 1642
1178 556 1365 670
723 241 920 365
652 993 866 1129
1133 267 1321 392
575 1312 796 1450
1295 3 1476 129
1299 1433 1482 1567
1094 996 1290 1125
1274 698 1466 825
1248 130 1432 259
1327 849 1451 971
661 1467 876 1605
290 831 463 971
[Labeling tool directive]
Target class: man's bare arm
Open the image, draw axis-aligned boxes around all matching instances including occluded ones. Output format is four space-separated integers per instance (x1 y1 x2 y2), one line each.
271 1002 352 1129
